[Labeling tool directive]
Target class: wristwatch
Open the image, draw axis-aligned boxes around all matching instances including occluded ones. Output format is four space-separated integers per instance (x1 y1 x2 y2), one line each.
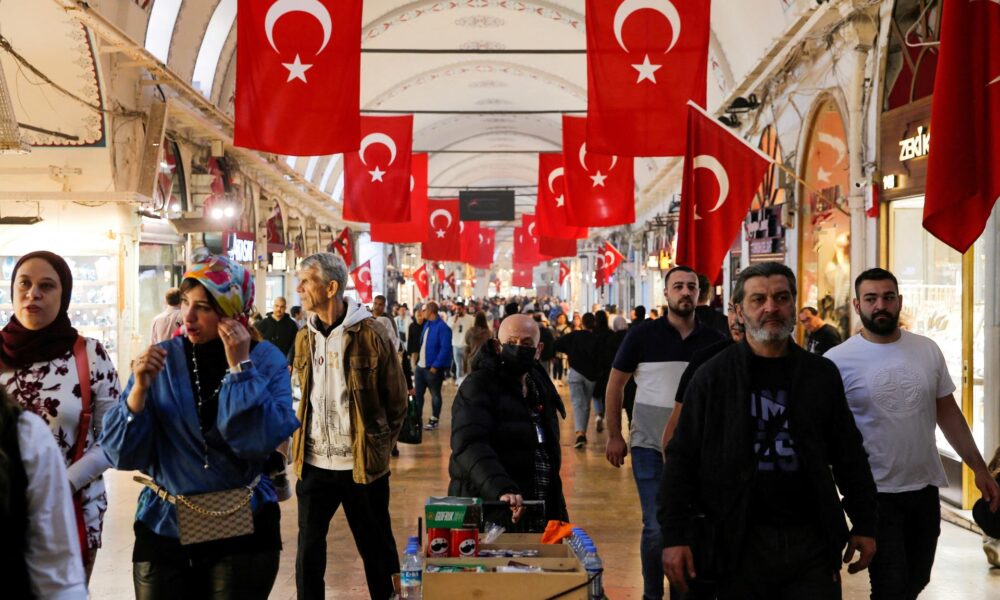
230 358 254 374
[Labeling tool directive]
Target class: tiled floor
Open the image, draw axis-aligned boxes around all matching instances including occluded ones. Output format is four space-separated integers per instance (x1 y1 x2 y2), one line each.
89 380 1000 598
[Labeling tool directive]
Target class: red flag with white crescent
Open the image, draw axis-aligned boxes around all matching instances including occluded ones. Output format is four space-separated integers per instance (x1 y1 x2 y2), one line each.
413 264 430 298
512 264 534 289
562 116 635 227
537 153 588 240
513 226 540 267
595 252 607 287
332 227 353 267
235 0 362 155
559 261 571 286
344 115 413 224
370 154 429 243
349 259 373 303
602 241 626 277
434 266 446 283
445 272 457 294
472 229 495 269
422 199 461 261
540 237 578 259
677 102 771 283
585 0 711 156
460 220 481 265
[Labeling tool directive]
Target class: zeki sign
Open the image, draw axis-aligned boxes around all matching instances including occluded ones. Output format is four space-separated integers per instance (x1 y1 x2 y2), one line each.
226 231 255 263
899 126 930 162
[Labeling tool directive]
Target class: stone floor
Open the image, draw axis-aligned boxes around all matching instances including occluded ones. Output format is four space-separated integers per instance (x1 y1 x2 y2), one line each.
89 379 1000 599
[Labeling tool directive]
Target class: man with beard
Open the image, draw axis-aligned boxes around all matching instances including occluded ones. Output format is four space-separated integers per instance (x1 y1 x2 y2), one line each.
660 262 878 598
604 266 725 600
825 268 1000 599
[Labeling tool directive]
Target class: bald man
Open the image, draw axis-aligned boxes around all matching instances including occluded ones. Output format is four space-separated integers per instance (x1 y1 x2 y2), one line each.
448 314 569 525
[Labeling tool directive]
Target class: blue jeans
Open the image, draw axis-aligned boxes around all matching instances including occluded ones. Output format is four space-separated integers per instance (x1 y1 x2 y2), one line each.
567 369 596 433
414 366 443 421
453 346 466 380
631 446 665 600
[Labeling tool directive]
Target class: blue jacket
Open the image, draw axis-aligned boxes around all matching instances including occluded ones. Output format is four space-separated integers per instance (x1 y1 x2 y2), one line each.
420 318 453 370
100 337 299 539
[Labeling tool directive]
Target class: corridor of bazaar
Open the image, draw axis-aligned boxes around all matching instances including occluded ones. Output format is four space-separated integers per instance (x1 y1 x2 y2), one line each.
1 0 999 598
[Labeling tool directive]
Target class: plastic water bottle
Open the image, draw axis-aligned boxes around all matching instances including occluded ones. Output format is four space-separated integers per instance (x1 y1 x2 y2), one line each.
582 542 604 600
401 538 423 599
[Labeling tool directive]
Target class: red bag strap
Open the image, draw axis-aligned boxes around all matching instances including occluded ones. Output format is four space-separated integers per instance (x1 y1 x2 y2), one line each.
70 336 92 465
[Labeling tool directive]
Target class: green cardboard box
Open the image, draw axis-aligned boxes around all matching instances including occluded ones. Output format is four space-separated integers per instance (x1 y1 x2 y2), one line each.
425 496 483 529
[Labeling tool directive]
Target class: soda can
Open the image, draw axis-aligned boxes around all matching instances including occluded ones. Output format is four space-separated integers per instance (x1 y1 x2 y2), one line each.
451 527 479 558
427 528 450 557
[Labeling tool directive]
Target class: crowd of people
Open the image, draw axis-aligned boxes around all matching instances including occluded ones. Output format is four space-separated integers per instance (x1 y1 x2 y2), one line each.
2 248 1000 600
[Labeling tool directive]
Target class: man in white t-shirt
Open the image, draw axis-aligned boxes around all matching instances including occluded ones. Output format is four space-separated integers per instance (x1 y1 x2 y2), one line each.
825 267 1000 599
449 302 475 384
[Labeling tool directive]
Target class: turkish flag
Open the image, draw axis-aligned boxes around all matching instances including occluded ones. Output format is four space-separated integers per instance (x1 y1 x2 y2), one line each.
513 224 542 267
562 116 635 227
422 199 461 261
512 264 534 289
602 241 625 277
435 266 446 283
350 259 373 304
924 0 1000 253
540 237 578 259
343 116 413 224
472 229 495 269
677 103 771 283
595 254 607 287
413 264 430 299
537 153 588 240
332 227 353 267
585 0 711 156
445 272 457 294
234 0 361 155
460 221 481 265
559 261 571 286
370 154 429 243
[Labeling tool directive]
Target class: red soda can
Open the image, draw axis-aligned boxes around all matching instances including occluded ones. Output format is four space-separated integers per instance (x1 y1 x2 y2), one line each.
450 528 478 558
426 528 450 557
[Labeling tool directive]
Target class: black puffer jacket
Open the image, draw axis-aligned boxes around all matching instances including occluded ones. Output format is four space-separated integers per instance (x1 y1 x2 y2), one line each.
448 342 569 522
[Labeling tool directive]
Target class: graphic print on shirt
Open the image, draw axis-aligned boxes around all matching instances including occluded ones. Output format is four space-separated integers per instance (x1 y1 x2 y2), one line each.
751 388 800 472
869 363 923 413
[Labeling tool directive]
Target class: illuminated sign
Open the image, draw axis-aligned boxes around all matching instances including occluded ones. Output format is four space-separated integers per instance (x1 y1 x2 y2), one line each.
226 231 255 263
899 126 930 162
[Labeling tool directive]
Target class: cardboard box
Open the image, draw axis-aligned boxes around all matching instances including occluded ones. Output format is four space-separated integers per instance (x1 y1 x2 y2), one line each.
425 496 482 529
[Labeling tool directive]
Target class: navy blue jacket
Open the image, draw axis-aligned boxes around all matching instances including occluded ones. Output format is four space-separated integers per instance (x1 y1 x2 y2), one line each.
420 318 453 370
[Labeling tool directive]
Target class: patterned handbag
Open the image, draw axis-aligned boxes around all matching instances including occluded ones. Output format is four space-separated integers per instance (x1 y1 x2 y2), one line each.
135 475 259 545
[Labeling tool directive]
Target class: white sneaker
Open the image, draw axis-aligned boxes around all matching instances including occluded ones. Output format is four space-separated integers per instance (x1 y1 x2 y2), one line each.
596 416 605 433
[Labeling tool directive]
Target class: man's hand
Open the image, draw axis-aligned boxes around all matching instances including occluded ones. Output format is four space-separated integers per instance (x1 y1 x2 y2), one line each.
662 546 696 593
429 367 438 375
974 468 1000 512
499 492 525 523
606 434 628 468
843 535 876 574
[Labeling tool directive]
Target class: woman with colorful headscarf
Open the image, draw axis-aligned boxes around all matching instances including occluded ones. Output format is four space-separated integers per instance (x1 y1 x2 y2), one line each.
101 250 299 599
0 250 121 581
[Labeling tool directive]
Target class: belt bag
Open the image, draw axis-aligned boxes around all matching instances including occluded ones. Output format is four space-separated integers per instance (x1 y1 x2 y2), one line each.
135 475 260 546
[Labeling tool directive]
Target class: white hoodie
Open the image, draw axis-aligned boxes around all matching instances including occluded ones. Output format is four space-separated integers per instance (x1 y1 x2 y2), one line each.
303 298 372 471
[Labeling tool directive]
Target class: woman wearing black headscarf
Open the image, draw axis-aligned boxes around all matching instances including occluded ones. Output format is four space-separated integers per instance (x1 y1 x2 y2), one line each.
0 251 121 579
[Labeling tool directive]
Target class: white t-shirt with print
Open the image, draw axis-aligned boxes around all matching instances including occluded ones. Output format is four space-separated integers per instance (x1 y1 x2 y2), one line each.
824 330 955 493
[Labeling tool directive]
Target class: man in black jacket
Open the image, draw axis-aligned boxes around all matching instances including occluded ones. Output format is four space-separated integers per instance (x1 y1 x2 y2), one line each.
660 262 877 599
256 296 299 360
448 314 568 525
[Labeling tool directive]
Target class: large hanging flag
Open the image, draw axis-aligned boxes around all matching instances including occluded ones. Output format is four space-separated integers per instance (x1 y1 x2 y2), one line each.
602 241 625 277
562 116 635 227
924 0 1000 253
513 223 542 267
349 259 372 303
234 0 362 155
512 264 534 289
460 220 482 265
595 253 607 287
422 199 461 261
331 227 353 266
585 0 711 156
540 237 578 259
471 229 495 269
536 153 588 240
412 264 430 298
343 115 414 223
370 154 429 243
559 261 571 286
677 102 771 283
445 272 457 294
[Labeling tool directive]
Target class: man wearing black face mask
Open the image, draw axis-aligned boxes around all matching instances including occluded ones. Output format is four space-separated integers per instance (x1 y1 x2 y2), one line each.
448 314 569 525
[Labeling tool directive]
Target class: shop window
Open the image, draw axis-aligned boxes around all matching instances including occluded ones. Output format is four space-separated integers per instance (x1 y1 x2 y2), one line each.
138 244 183 345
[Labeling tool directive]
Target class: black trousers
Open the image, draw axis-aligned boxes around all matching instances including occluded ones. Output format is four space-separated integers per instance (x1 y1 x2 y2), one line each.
295 463 399 600
133 550 279 600
870 485 940 600
717 522 841 600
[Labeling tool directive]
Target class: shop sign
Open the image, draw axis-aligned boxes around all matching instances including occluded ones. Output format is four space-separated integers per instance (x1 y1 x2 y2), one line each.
898 126 930 162
879 96 932 201
225 231 255 263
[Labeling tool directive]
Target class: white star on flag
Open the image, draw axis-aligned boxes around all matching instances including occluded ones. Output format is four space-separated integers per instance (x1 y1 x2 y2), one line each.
435 229 446 238
555 195 565 207
632 54 662 84
590 171 608 187
369 166 386 182
283 54 313 83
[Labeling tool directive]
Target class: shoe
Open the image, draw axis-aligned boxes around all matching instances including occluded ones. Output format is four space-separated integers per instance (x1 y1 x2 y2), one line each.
574 434 586 449
391 444 400 457
425 418 439 431
596 416 605 433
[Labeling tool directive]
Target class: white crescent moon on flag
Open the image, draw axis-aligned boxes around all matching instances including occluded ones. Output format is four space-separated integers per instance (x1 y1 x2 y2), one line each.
409 175 415 192
596 253 606 268
528 222 537 238
579 144 618 174
429 208 453 229
816 132 847 166
693 154 731 213
358 266 371 284
359 133 398 167
548 167 565 194
613 0 682 54
478 233 484 243
265 0 333 55
605 250 615 265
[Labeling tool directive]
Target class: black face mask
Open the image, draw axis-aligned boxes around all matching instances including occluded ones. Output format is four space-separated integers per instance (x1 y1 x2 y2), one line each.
501 343 537 376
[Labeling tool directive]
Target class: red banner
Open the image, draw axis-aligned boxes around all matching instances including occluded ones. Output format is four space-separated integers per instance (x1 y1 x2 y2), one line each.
472 229 495 269
235 0 361 155
370 154 429 243
413 264 430 299
585 0 711 157
460 220 481 265
513 225 541 267
559 261 571 286
562 116 635 227
924 0 1000 253
540 237 578 259
421 199 461 261
349 259 372 303
445 272 457 294
343 115 413 224
536 153 588 240
512 264 534 289
331 227 353 267
677 103 771 283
